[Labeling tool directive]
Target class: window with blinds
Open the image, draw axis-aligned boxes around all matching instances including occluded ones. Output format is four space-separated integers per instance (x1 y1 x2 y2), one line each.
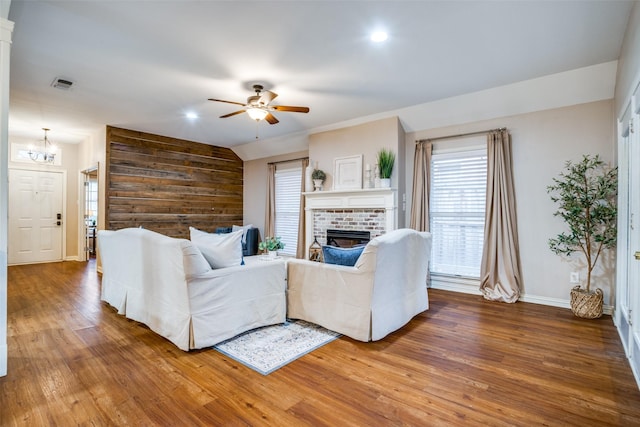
429 149 487 278
275 166 302 256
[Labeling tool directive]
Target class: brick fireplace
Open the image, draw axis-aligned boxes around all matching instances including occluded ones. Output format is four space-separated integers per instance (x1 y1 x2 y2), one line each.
304 188 397 257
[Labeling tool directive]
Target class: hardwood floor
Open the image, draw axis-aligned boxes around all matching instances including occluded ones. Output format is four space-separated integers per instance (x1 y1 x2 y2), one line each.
2 260 639 426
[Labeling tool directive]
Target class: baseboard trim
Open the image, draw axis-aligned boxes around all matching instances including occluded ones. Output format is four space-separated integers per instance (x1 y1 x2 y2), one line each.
430 281 481 295
430 274 481 295
431 280 613 315
65 256 79 262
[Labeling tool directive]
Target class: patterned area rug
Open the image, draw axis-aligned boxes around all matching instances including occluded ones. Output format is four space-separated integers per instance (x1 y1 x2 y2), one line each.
214 320 340 375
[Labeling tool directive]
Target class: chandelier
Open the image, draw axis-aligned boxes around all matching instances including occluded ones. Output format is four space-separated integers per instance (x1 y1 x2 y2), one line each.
28 128 57 163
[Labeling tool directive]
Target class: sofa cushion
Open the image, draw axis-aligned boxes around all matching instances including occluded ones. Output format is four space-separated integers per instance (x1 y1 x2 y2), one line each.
322 245 365 267
189 227 243 269
179 240 211 276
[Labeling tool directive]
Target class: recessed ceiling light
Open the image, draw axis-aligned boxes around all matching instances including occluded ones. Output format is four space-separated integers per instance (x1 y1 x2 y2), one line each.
185 112 198 120
370 31 388 43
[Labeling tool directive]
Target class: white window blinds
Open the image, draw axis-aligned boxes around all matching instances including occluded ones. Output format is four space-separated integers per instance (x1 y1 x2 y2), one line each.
429 149 487 278
275 166 302 256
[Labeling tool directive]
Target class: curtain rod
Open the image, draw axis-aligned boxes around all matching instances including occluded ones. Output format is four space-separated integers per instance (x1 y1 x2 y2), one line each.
267 156 309 166
415 127 506 144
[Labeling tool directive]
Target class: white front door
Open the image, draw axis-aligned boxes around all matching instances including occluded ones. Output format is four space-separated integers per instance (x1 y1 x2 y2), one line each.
8 169 64 264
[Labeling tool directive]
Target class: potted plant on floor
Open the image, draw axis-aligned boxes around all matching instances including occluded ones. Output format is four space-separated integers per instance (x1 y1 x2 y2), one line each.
377 148 395 188
547 154 617 319
259 236 285 258
312 168 326 191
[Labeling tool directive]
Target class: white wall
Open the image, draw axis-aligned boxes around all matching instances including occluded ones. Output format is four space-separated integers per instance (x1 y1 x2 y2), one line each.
77 126 106 231
405 100 616 306
615 2 640 117
308 117 403 191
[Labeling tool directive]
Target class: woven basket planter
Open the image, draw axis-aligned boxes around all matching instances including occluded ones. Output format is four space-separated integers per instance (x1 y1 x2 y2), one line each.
570 286 603 319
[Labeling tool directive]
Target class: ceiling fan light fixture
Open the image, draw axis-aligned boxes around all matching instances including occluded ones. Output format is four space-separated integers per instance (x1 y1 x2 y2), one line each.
370 31 388 43
247 107 268 121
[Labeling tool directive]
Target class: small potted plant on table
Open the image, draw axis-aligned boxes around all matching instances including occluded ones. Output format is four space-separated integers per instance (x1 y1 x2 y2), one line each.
259 236 285 258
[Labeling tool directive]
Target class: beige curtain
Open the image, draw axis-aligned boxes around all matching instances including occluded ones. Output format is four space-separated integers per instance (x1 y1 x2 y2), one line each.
264 163 276 239
410 141 433 231
480 130 522 303
296 158 310 258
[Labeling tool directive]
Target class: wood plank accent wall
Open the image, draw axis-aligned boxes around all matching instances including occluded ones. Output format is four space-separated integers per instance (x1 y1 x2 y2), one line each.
105 126 243 238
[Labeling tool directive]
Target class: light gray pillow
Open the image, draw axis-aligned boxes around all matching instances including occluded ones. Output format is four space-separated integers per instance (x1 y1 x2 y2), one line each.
189 227 243 269
232 224 254 244
179 240 211 276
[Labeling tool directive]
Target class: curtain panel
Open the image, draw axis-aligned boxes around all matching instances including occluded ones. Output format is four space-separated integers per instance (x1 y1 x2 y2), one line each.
264 163 276 239
296 158 309 258
479 130 522 303
410 141 432 231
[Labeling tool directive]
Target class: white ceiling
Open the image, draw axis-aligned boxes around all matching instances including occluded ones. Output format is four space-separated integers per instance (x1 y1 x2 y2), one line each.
7 0 634 148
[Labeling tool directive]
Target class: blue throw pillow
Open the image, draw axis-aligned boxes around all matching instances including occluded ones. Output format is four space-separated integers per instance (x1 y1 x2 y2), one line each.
322 245 365 267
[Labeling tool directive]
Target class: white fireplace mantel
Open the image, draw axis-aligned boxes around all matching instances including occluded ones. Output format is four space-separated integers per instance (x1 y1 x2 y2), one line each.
303 188 396 210
303 188 397 257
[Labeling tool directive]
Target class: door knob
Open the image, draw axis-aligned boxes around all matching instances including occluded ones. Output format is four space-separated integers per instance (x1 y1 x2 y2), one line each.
635 251 640 260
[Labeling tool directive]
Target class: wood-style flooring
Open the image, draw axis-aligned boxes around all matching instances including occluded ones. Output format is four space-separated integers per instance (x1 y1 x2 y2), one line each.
1 260 639 426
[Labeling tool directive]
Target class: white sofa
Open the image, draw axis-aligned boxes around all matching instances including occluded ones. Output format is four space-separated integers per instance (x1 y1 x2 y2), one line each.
97 227 286 351
287 228 432 342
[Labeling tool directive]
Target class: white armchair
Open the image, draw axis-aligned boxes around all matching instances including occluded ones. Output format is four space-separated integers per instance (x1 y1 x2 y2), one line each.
286 228 432 341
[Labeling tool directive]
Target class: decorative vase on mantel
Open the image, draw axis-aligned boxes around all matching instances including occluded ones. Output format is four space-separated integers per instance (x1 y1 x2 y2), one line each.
305 164 313 191
377 148 395 190
311 168 326 191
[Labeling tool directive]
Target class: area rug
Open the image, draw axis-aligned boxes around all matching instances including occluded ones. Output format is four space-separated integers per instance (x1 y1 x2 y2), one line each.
213 320 340 375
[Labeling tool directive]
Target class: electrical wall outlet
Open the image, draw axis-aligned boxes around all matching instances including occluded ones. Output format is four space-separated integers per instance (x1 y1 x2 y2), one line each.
570 272 580 284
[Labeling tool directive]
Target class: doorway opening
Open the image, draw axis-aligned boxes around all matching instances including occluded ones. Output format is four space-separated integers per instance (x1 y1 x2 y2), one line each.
82 166 98 260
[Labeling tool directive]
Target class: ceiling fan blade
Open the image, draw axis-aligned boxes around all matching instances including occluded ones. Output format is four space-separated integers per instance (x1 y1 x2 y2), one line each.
272 105 310 113
265 112 279 124
219 110 246 118
259 90 278 105
208 98 246 107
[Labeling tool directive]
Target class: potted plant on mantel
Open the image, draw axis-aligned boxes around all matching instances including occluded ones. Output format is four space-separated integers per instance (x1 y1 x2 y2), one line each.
377 148 395 188
259 236 285 258
312 168 326 191
547 154 617 319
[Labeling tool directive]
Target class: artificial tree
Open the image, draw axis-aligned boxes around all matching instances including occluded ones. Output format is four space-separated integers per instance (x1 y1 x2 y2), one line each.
547 154 617 316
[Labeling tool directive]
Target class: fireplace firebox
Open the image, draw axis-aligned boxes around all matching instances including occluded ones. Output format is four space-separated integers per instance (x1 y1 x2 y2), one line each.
326 229 371 248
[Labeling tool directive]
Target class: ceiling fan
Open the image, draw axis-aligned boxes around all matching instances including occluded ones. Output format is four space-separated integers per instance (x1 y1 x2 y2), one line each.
208 84 310 124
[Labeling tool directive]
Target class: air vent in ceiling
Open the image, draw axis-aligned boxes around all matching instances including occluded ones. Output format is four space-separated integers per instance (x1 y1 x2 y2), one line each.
51 77 74 90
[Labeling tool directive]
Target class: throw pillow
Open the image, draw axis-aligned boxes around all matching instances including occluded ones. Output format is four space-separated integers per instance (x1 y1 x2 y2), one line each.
322 245 365 267
232 224 254 243
179 240 211 276
189 227 243 269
